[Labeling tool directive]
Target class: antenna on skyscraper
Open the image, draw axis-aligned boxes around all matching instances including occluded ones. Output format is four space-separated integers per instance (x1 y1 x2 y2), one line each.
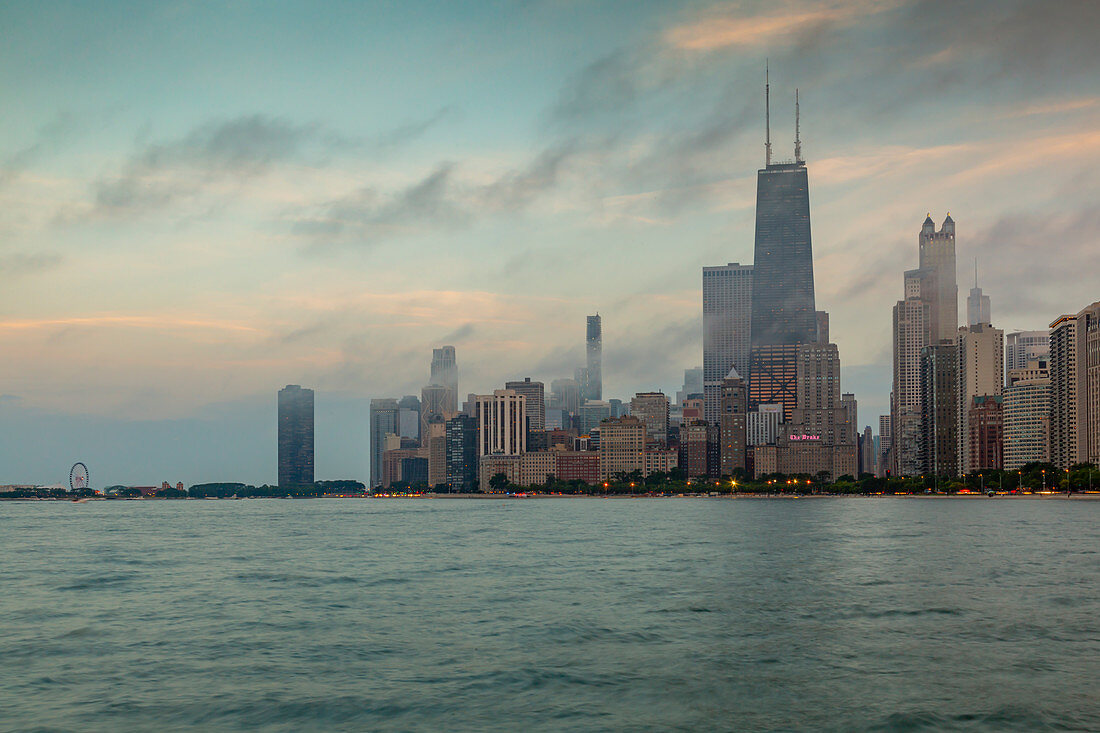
765 60 772 166
794 88 802 163
974 257 978 288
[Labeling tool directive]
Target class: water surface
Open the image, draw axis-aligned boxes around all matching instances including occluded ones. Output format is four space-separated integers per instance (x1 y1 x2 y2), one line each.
2 498 1098 731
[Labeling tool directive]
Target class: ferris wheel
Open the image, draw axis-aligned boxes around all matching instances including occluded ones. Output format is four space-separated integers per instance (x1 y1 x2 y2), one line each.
70 462 89 491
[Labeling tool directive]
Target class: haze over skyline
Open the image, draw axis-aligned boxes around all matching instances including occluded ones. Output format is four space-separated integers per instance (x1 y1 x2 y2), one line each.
3 0 1099 485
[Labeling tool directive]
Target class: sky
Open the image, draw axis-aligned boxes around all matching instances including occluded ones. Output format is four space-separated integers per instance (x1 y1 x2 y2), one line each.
2 0 1099 486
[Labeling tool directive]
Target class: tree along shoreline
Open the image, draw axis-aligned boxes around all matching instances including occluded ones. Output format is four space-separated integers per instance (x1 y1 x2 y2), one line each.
5 463 1099 500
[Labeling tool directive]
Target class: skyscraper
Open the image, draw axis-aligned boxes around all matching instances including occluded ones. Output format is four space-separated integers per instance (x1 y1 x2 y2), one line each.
1003 361 1052 471
889 215 959 476
749 92 816 348
919 341 958 477
630 392 670 446
919 214 958 342
718 368 748 476
420 384 453 443
550 378 582 416
474 389 527 456
585 315 602 402
599 417 646 481
430 345 458 414
445 414 479 492
1005 330 1049 380
748 77 816 419
369 398 400 488
878 414 892 477
957 323 1004 474
505 377 545 433
860 426 876 476
278 385 314 487
703 263 753 424
967 284 991 326
968 395 1004 472
398 394 421 442
1049 302 1100 469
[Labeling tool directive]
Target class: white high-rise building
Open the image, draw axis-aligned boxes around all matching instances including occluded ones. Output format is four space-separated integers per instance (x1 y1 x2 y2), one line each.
703 263 753 424
474 389 527 457
1003 360 1051 471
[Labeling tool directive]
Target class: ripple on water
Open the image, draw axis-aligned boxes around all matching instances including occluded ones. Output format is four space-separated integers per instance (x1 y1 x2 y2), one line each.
1 499 1099 732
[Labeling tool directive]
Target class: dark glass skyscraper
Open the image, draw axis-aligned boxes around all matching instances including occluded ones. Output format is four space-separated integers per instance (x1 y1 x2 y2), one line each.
749 161 816 347
585 314 602 401
278 384 314 487
747 78 816 419
445 414 479 492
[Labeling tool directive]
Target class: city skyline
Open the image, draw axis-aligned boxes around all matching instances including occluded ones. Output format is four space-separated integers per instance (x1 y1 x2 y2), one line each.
3 1 1100 485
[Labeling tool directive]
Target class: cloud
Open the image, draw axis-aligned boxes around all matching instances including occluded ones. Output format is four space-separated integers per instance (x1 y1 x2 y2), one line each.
967 205 1100 318
552 50 650 121
0 112 77 190
0 315 260 334
664 3 888 51
89 115 334 216
292 162 466 247
605 313 703 387
292 138 590 248
0 251 63 277
374 106 454 149
1006 97 1100 118
480 139 579 211
438 323 476 343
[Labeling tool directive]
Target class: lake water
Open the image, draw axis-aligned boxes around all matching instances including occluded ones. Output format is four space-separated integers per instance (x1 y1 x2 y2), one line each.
2 497 1099 731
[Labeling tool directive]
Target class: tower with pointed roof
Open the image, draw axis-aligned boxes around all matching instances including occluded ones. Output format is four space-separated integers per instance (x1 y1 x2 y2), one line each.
719 367 748 475
918 214 958 342
890 214 960 476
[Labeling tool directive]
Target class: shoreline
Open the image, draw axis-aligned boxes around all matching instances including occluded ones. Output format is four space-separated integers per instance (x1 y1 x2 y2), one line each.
4 492 1100 502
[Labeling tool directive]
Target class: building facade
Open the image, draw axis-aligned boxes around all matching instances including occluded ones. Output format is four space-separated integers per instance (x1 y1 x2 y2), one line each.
919 341 959 477
475 389 527 457
957 322 1004 474
890 215 958 477
429 345 459 414
1003 362 1050 471
1005 330 1050 381
369 397 400 488
719 370 748 476
505 377 545 433
703 263 753 424
585 314 602 402
599 417 646 480
445 414 479 492
630 392 670 446
968 395 1004 472
278 384 315 488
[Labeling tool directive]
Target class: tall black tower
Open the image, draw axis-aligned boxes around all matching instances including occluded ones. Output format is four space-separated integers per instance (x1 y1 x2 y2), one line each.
748 72 816 419
585 314 602 401
278 384 315 487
